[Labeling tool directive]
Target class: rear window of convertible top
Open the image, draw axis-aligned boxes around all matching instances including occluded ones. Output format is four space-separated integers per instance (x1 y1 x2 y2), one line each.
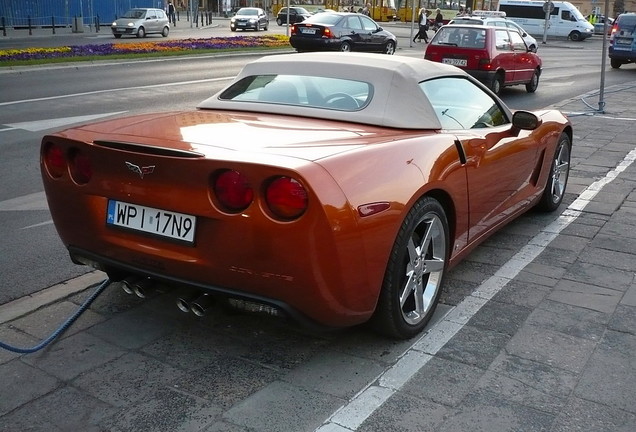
219 74 373 111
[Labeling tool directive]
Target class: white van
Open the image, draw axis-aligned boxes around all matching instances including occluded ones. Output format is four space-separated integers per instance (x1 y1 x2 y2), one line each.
498 0 594 41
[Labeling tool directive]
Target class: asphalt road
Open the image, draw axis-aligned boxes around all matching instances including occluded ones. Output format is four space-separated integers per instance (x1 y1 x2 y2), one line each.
1 33 635 303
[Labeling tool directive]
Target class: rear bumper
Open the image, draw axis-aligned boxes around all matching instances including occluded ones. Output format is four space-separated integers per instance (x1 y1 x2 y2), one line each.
609 47 636 62
465 69 497 85
289 37 343 51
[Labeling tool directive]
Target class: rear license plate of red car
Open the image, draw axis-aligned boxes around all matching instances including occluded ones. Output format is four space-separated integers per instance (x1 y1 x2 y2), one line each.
442 58 467 67
300 27 316 34
106 200 196 244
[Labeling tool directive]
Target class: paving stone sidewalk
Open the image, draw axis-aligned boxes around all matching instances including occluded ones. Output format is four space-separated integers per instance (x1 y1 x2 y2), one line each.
349 84 636 432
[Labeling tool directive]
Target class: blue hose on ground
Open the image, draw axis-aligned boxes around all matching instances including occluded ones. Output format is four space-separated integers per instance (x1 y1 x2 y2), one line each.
0 278 111 354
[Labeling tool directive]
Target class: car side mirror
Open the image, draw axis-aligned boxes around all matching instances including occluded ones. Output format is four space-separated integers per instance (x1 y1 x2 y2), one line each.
512 111 542 130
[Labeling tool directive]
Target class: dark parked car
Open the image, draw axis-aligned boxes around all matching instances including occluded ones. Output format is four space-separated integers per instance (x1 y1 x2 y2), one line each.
289 12 397 54
425 24 542 94
230 7 269 31
276 7 312 26
609 13 636 69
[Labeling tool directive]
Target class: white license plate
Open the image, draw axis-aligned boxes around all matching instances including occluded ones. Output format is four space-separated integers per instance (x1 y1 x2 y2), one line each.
300 27 316 34
107 200 196 243
442 58 467 67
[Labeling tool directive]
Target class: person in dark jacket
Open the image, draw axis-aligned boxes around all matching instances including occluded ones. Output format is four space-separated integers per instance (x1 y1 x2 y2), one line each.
413 8 430 43
434 8 444 30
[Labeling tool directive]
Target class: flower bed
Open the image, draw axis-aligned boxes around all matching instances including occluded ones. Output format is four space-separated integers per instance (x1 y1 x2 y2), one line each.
0 35 290 62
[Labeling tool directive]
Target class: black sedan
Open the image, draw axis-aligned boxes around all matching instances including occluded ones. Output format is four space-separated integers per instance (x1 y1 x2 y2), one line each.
289 12 397 54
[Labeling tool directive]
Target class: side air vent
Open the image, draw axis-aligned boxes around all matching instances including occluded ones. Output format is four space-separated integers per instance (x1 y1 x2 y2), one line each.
93 141 204 158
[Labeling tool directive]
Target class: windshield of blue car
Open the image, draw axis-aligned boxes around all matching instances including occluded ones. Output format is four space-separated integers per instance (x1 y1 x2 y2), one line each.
219 75 372 111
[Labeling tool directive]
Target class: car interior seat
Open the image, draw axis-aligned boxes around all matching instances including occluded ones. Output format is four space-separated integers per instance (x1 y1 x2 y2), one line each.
259 80 300 105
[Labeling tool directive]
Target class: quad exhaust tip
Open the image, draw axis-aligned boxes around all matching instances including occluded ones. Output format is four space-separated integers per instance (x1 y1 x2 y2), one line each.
121 276 156 298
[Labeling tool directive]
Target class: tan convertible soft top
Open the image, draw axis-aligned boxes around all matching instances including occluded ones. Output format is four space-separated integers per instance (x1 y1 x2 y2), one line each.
198 52 470 130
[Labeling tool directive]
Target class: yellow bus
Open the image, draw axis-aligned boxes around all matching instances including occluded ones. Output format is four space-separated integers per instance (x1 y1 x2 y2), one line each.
270 0 397 22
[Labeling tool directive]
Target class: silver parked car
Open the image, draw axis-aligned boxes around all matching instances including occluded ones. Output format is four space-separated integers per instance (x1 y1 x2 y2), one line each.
111 8 170 39
230 7 269 31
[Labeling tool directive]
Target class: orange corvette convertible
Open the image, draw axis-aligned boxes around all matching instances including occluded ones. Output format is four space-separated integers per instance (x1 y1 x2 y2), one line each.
41 53 572 339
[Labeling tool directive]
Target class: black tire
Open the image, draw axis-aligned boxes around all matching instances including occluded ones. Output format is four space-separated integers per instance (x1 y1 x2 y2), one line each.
161 26 169 37
490 73 503 95
526 69 540 93
569 31 581 41
610 58 622 69
113 34 122 39
136 26 145 38
276 18 283 26
529 44 537 53
371 197 449 339
339 41 352 52
536 133 571 212
383 40 396 55
230 27 236 32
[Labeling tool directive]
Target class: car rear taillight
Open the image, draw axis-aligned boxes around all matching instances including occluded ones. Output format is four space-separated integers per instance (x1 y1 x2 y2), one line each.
69 149 93 184
43 142 66 178
213 169 254 212
323 27 333 39
265 176 308 220
610 23 618 38
291 24 297 35
478 58 493 70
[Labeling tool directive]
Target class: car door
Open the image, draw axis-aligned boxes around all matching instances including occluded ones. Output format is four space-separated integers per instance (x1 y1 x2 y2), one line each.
420 76 541 242
493 29 516 85
258 9 268 27
145 10 158 32
509 30 534 83
342 15 367 49
360 15 385 51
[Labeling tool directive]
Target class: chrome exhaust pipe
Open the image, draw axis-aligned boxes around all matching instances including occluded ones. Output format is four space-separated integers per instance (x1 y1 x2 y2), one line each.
131 278 155 298
190 293 215 317
121 276 140 295
176 290 200 313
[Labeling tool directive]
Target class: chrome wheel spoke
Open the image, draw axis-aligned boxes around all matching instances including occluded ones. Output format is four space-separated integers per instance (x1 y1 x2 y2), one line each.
401 214 446 325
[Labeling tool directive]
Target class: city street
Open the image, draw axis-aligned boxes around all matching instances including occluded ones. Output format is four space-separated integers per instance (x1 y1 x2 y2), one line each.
1 21 635 432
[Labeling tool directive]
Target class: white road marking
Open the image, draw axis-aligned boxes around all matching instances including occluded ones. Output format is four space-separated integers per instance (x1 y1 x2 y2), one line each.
5 111 128 132
0 192 48 211
0 76 234 107
317 146 636 431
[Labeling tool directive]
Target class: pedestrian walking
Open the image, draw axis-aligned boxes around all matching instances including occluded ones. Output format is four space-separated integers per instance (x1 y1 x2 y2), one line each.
413 8 430 43
167 1 176 26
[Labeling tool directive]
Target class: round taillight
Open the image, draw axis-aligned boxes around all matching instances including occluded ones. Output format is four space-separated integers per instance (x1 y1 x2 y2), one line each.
213 169 254 212
266 176 308 220
69 149 93 185
43 142 66 178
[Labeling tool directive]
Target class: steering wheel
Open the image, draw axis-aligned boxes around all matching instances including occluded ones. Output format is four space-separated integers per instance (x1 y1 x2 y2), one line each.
324 93 360 109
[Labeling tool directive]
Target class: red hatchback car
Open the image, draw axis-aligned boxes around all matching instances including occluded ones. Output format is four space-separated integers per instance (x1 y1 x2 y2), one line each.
425 24 542 95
